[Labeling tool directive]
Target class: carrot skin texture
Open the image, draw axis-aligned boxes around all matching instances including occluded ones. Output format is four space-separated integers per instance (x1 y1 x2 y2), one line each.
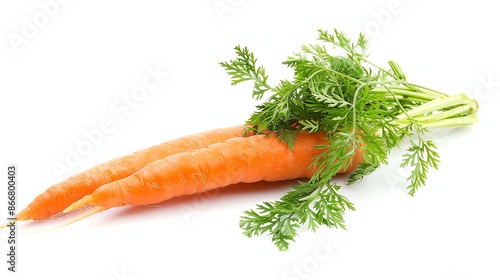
81 131 363 210
17 125 248 221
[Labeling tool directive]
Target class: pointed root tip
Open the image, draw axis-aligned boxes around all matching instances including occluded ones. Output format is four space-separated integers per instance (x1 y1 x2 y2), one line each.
63 195 93 214
15 207 29 221
0 220 16 229
0 216 25 229
23 206 107 235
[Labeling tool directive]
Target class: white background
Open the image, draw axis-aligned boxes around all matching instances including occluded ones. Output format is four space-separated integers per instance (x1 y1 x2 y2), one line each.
1 1 499 279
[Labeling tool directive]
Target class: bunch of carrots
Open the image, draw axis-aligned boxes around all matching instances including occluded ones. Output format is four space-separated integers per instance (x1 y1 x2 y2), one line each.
4 28 478 250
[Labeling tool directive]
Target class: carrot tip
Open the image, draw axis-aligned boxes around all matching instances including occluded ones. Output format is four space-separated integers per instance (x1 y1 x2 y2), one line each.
22 206 107 235
63 195 93 214
0 220 16 229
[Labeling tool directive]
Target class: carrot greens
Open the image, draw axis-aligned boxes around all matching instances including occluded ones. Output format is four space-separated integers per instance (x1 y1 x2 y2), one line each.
221 28 478 250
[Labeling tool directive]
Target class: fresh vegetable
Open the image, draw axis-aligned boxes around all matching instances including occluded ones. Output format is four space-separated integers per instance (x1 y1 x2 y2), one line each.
15 125 248 221
60 131 363 225
6 28 478 252
220 28 478 250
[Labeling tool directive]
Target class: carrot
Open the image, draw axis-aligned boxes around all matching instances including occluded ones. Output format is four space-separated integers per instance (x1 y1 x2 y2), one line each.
16 125 249 222
62 131 363 222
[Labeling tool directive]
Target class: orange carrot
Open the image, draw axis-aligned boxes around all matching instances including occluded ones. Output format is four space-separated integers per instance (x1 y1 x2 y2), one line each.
63 131 363 219
16 125 249 221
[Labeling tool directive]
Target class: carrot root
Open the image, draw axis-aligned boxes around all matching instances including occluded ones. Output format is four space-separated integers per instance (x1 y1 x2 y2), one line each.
22 206 107 235
64 131 363 212
0 220 16 229
17 125 249 221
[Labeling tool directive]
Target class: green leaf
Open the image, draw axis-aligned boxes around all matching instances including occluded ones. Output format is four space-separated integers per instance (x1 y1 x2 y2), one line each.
220 45 271 100
276 129 299 150
347 163 379 184
400 139 440 196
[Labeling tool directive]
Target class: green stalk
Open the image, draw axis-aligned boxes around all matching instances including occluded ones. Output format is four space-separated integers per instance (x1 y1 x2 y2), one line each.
402 82 449 97
370 87 437 102
370 79 478 130
414 104 476 122
419 115 478 128
396 93 473 117
390 92 478 128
